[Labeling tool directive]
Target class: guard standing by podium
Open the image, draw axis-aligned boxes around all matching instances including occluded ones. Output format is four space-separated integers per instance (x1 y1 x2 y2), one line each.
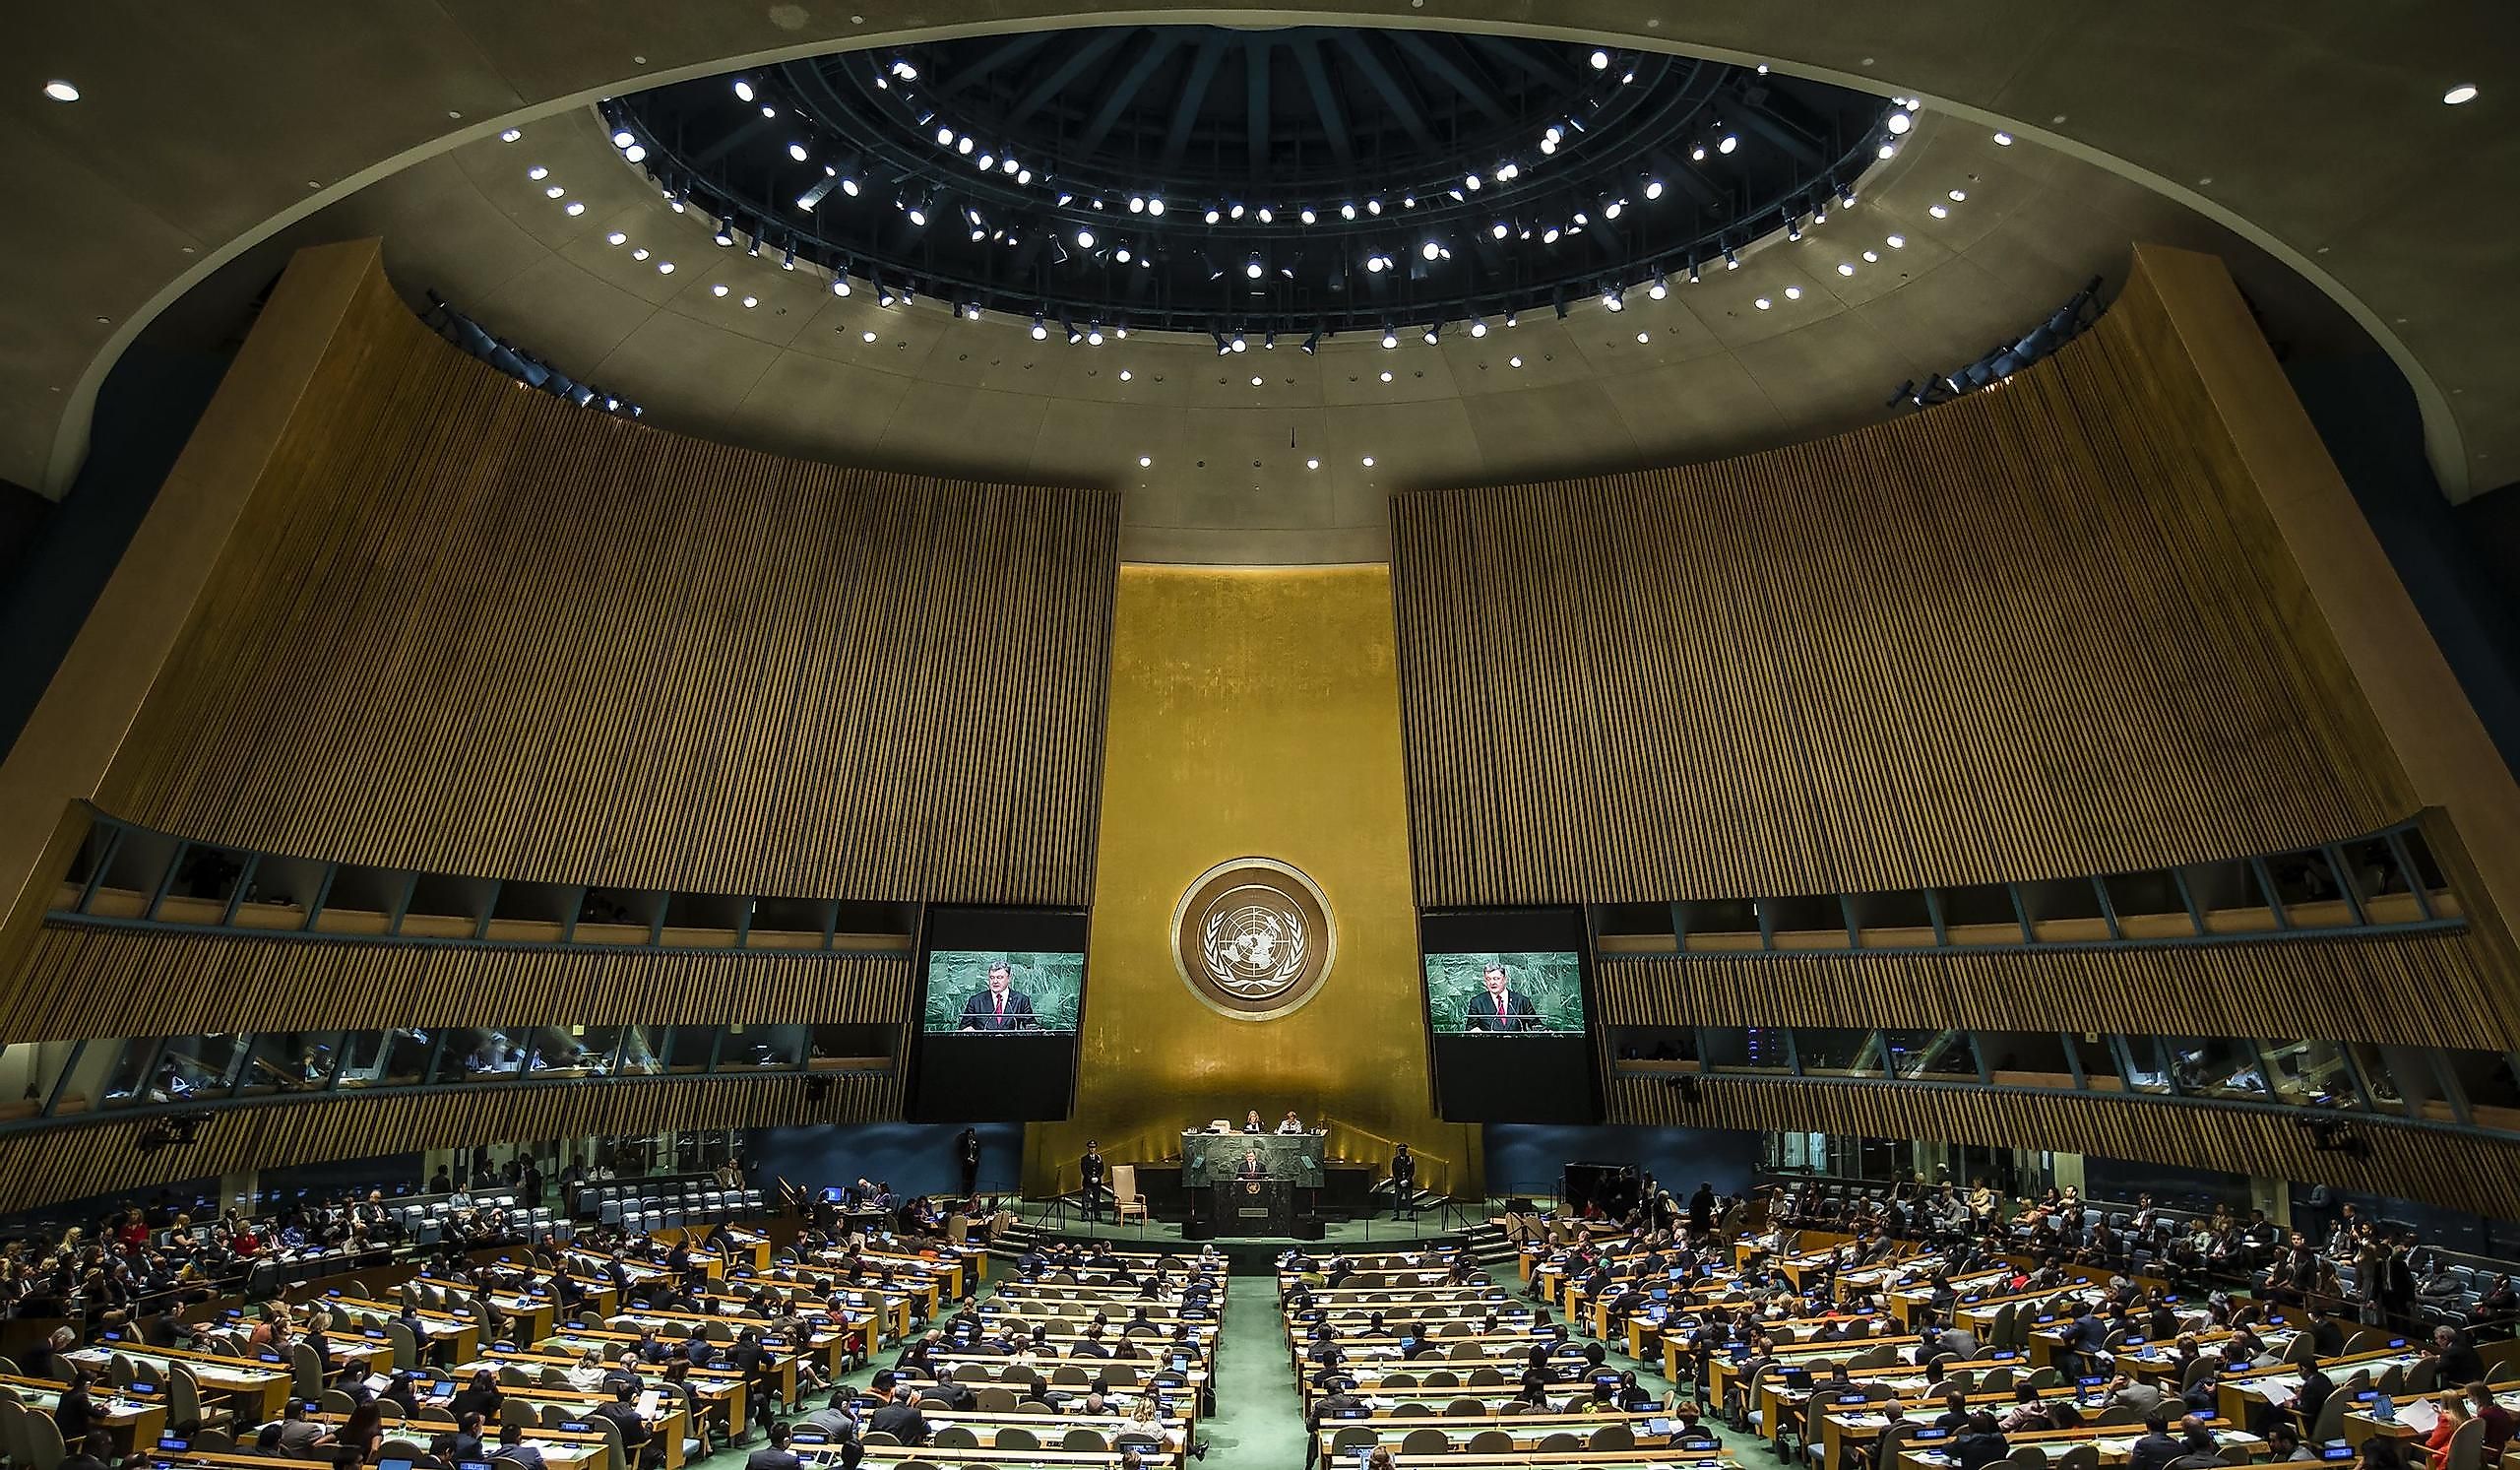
1079 1141 1106 1223
1390 1143 1417 1221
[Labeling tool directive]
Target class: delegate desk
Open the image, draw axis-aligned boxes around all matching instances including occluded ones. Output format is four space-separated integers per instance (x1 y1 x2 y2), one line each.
1897 1420 2264 1470
1313 1405 1674 1461
800 1444 1180 1470
320 1297 483 1365
65 1345 292 1424
418 1380 692 1470
468 1344 751 1427
0 1374 167 1451
2344 1386 2520 1449
2214 1346 2430 1429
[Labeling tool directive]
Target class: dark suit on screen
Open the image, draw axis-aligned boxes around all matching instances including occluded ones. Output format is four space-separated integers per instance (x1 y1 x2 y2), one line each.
960 989 1039 1030
1465 989 1542 1031
1236 1154 1271 1180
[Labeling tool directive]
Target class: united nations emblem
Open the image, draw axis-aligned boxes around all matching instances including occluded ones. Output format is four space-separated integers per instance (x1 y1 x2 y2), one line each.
1171 858 1337 1021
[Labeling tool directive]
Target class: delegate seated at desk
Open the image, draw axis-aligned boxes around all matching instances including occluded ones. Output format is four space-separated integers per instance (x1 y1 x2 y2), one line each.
1464 964 1541 1031
1277 1111 1307 1134
958 962 1039 1031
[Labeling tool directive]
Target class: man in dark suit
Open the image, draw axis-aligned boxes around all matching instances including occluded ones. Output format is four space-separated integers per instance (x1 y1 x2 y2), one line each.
958 962 1038 1030
1079 1142 1106 1223
1390 1143 1417 1220
955 1128 982 1197
1464 964 1541 1031
867 1386 929 1446
1237 1149 1271 1179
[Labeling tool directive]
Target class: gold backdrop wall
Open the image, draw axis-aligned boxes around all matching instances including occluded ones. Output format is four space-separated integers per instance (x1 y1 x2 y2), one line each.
1025 566 1478 1197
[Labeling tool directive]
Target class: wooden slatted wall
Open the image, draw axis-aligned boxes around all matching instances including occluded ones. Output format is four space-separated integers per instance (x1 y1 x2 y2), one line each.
1595 930 2508 1050
0 923 914 1041
94 258 1120 905
0 1073 897 1215
1390 290 2410 907
1608 1074 2520 1221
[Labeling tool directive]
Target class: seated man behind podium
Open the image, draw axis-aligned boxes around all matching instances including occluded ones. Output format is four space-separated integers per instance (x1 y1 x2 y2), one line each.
1237 1148 1271 1179
1278 1110 1307 1134
959 960 1038 1030
1465 963 1541 1031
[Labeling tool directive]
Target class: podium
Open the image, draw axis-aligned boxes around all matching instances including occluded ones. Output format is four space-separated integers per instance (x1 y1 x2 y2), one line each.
1206 1176 1293 1237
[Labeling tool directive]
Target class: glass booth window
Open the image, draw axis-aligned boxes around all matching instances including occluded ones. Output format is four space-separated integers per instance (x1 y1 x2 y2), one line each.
1700 1029 1795 1074
237 1031 344 1096
1879 1029 1979 1081
720 1026 805 1071
1793 1029 1882 1076
99 1039 164 1108
2261 1040 2359 1109
157 1034 251 1100
2168 1037 2270 1099
337 1029 435 1088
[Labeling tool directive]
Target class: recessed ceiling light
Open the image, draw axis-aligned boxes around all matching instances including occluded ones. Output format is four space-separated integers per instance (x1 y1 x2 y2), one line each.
1250 376 1263 387
1635 331 1650 344
862 331 877 343
1991 131 2013 146
1119 369 1133 382
544 185 564 199
1886 234 1906 248
606 231 627 246
741 296 757 308
529 165 549 180
1138 456 1152 467
563 201 585 216
1948 189 1968 202
713 284 729 296
1361 456 1375 467
657 262 674 274
1929 205 1948 218
1305 459 1320 471
2444 84 2479 105
42 80 79 102
1754 297 1772 310
632 248 650 260
1380 371 1394 383
1784 286 1801 299
1508 356 1523 368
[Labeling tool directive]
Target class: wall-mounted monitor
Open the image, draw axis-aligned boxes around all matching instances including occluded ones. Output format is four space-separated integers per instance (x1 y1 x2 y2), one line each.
908 908 1090 1120
1419 909 1600 1122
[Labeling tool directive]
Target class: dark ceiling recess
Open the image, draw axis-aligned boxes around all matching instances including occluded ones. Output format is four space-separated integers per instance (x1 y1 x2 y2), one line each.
605 27 1902 344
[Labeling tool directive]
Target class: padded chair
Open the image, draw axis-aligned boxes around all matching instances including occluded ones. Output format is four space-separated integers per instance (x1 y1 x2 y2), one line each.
1420 1370 1459 1389
20 1404 64 1470
1468 1430 1513 1453
189 1428 233 1454
0 1395 30 1470
929 1427 979 1449
1465 1367 1503 1388
501 1399 540 1429
319 1388 358 1417
1060 1428 1110 1451
1537 1433 1583 1452
1445 1398 1484 1417
1589 1422 1636 1451
377 1440 427 1462
975 1386 1018 1413
1382 1373 1418 1390
859 1431 900 1447
1111 1166 1150 1225
1401 1429 1452 1457
2056 1443 2102 1470
993 1427 1039 1451
2006 1446 2048 1469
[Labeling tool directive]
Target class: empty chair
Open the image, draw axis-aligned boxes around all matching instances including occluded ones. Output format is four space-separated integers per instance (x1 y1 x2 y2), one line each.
994 1427 1039 1450
1468 1430 1514 1452
1401 1429 1453 1457
1445 1398 1484 1417
929 1426 978 1449
1421 1369 1459 1388
1060 1428 1110 1452
2056 1444 2102 1470
1589 1422 1636 1451
1537 1433 1583 1452
1465 1366 1503 1388
2006 1447 2047 1469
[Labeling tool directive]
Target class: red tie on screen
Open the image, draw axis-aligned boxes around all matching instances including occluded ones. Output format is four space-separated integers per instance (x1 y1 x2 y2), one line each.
995 994 1005 1019
1497 995 1506 1018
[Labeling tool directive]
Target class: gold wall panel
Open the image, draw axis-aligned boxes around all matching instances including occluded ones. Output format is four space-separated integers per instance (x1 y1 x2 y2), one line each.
1595 929 2508 1051
1390 249 2414 908
1026 566 1477 1196
86 245 1119 907
0 923 915 1043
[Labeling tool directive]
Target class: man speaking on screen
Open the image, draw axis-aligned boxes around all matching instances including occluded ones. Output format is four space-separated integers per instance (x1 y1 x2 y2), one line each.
959 960 1040 1030
1464 962 1541 1031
